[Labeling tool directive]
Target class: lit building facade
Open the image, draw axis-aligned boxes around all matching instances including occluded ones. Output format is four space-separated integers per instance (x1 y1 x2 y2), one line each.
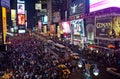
47 0 68 36
69 0 89 47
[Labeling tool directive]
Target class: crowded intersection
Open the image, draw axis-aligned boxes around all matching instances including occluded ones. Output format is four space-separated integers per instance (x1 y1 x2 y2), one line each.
0 32 73 79
0 31 119 79
1 0 120 79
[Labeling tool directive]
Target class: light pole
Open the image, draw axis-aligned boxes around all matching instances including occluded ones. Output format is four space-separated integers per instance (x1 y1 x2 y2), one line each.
78 59 99 79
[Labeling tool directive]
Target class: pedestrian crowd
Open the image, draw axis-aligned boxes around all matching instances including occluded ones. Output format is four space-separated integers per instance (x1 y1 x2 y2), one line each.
0 33 72 79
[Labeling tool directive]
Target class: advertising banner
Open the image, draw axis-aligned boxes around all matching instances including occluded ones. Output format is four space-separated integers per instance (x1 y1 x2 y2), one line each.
17 0 26 32
52 12 61 23
70 0 85 15
17 3 25 14
70 19 85 36
112 16 120 38
38 21 42 30
11 9 16 20
61 21 71 34
43 25 47 34
90 0 120 12
85 17 95 41
42 15 48 24
50 24 56 35
95 15 112 38
35 3 41 10
2 7 7 44
17 14 25 25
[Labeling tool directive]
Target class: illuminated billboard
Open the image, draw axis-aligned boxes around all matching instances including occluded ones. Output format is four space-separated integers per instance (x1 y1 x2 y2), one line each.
17 0 26 31
53 12 61 23
18 14 25 25
42 15 48 24
70 19 85 36
85 17 95 41
50 24 56 35
17 3 25 14
112 16 120 38
90 0 120 12
61 21 71 33
11 9 16 20
95 15 112 38
70 0 85 15
2 7 7 44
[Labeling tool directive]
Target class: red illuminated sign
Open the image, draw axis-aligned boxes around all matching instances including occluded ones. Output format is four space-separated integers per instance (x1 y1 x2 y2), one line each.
18 14 25 25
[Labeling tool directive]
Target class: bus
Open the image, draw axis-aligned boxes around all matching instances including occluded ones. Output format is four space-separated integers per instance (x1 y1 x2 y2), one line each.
54 43 66 57
47 40 55 48
54 43 65 52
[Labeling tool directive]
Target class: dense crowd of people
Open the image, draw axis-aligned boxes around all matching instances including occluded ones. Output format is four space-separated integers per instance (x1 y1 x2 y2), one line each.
0 31 120 79
0 33 72 79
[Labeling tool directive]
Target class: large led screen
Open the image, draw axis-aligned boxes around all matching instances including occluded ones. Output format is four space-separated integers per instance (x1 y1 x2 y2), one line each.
42 15 48 24
70 19 85 36
61 21 71 33
18 14 25 25
90 0 120 12
70 0 85 15
95 15 112 38
17 3 25 14
50 24 56 34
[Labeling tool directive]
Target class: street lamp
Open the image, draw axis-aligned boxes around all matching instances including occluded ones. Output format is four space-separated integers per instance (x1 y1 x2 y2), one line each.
78 59 99 79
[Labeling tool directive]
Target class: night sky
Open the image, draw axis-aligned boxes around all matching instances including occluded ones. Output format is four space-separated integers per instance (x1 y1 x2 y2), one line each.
25 0 38 29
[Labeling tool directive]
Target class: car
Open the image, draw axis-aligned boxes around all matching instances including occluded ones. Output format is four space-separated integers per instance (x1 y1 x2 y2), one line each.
70 53 80 60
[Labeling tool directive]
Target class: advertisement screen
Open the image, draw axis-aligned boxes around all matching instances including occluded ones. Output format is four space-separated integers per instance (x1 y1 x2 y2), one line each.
70 0 85 15
112 16 120 38
61 21 71 33
38 21 42 30
2 7 7 44
42 15 48 24
11 9 16 20
90 0 120 12
17 3 25 14
50 24 56 35
85 17 95 41
18 14 25 25
95 16 112 38
70 19 85 36
18 29 26 33
53 12 61 23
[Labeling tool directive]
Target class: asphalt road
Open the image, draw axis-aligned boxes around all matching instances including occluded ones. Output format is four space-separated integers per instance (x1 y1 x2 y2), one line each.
68 46 120 79
69 66 120 79
34 33 120 79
